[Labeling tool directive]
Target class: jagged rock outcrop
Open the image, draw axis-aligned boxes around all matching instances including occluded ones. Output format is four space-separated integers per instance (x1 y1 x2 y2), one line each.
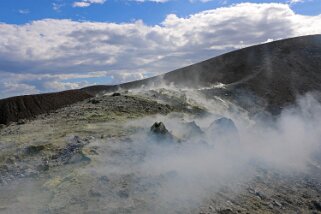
150 122 176 142
151 122 169 135
181 121 204 139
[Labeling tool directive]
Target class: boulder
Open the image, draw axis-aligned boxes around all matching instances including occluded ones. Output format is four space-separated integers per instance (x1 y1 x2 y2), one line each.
50 136 91 165
312 200 321 211
17 119 26 125
24 145 45 155
207 117 239 145
151 122 169 135
150 122 175 142
111 92 121 97
89 99 100 104
181 121 204 139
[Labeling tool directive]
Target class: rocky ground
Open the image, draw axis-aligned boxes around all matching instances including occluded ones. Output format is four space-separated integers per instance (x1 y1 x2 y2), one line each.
0 90 321 214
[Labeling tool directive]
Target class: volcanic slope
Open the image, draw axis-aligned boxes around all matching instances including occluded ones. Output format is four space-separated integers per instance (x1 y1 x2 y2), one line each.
1 34 321 125
85 34 321 113
0 90 92 125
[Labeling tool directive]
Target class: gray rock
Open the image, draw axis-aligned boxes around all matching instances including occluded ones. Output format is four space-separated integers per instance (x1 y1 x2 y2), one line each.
67 153 90 164
207 117 239 145
24 168 38 177
218 208 234 214
99 175 110 184
182 121 204 138
89 99 100 104
311 200 321 211
118 190 129 198
255 190 266 200
37 162 49 171
150 122 176 143
273 200 282 207
17 119 26 125
111 92 121 97
50 136 90 165
150 122 169 135
89 189 102 197
24 145 45 155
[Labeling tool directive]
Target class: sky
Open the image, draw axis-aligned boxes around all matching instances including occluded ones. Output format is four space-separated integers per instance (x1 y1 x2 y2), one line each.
0 0 321 98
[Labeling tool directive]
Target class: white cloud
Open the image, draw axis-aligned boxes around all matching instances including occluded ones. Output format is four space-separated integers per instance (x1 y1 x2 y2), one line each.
73 0 106 7
189 0 214 2
43 80 90 91
0 81 39 98
134 0 170 2
73 2 91 7
133 0 213 2
112 72 145 83
0 3 321 98
52 3 65 11
288 0 305 4
18 9 30 14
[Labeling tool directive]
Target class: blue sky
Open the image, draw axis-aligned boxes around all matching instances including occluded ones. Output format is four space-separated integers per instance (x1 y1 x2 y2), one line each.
0 0 320 98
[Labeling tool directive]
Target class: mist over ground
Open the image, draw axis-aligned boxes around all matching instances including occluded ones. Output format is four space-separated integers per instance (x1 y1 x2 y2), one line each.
75 88 321 213
1 83 321 213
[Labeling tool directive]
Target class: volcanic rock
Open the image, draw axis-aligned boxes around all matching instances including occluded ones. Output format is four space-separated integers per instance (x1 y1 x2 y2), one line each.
24 145 45 155
311 200 321 211
112 92 121 97
50 136 90 165
207 117 239 145
150 122 175 142
151 122 169 135
182 121 204 138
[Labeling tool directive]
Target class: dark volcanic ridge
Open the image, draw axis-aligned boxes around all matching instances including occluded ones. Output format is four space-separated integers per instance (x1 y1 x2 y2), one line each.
0 90 92 125
1 34 321 125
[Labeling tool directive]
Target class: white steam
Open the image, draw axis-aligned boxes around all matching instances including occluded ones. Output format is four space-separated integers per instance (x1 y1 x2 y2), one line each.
1 86 321 213
89 90 321 213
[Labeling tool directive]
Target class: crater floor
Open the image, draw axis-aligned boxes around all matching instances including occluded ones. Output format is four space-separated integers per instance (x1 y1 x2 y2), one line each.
0 90 321 214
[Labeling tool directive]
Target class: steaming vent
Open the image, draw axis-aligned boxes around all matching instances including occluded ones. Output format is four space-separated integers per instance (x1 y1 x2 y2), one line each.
149 117 239 146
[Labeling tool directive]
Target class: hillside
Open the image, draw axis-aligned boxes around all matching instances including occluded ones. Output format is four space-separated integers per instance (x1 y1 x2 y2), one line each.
1 34 321 124
0 90 92 125
85 35 321 112
121 34 321 112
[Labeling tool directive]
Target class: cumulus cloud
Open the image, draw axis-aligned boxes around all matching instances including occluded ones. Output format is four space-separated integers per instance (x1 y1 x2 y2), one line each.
0 3 321 98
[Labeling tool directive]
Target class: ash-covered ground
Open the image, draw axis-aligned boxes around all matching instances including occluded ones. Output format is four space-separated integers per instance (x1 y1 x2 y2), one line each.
0 88 321 214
